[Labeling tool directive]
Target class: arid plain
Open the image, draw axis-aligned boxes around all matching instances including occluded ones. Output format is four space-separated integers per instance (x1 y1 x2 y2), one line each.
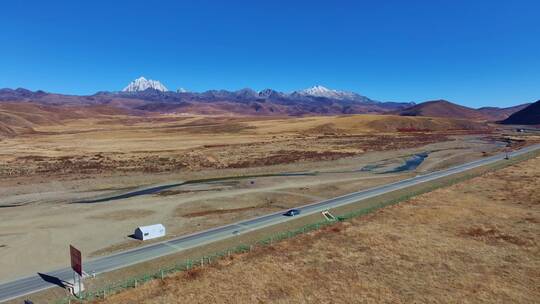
94 152 540 304
0 111 534 283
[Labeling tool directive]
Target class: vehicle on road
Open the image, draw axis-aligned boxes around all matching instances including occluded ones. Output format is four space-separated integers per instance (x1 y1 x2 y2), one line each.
284 209 301 216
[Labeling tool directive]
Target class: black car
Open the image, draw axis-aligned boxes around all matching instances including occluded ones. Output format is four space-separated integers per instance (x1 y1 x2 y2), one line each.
284 209 301 216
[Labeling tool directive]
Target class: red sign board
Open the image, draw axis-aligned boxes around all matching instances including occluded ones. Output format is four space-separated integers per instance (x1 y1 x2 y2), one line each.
70 245 82 276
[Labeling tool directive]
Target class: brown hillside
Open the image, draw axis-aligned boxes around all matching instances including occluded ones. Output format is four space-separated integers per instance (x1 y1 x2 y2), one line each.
477 103 531 121
248 114 490 134
397 100 487 120
502 100 540 125
0 101 490 138
0 102 131 137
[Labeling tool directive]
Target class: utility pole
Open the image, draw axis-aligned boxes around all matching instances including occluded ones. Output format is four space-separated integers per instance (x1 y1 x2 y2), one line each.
72 271 75 294
78 273 82 298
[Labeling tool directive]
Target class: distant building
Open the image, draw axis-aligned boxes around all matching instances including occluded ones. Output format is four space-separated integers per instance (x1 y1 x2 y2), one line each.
516 128 525 132
134 224 166 241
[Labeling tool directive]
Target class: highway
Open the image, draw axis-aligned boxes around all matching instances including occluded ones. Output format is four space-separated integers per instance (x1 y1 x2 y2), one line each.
1 143 539 303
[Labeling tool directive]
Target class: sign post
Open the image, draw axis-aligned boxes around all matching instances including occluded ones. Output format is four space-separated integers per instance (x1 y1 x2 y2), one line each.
69 245 83 297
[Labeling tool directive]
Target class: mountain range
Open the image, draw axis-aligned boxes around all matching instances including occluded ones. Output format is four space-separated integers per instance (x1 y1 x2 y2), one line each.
119 77 377 102
0 77 533 120
0 78 414 116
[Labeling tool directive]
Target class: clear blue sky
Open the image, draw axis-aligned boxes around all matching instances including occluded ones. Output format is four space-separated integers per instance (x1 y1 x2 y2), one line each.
1 0 539 107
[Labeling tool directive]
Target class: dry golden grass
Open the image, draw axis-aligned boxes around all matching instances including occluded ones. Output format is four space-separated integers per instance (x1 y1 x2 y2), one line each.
0 114 489 178
97 156 540 304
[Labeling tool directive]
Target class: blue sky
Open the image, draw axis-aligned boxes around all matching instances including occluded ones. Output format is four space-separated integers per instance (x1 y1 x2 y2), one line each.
1 0 539 107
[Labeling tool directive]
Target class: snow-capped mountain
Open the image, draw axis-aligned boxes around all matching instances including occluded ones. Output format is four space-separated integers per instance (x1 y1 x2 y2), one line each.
123 77 168 92
1 83 419 116
295 85 360 100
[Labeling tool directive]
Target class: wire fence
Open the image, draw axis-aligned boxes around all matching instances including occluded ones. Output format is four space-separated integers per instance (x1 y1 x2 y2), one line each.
56 149 539 303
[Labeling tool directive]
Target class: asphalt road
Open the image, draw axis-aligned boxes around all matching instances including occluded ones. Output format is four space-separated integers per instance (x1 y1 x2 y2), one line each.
1 143 539 302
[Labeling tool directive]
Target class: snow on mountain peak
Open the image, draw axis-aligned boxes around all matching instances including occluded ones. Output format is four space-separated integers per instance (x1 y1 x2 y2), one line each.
123 77 168 92
297 85 357 100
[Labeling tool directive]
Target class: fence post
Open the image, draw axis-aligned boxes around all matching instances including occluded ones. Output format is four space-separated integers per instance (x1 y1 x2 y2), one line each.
201 257 204 267
160 269 164 280
134 279 138 288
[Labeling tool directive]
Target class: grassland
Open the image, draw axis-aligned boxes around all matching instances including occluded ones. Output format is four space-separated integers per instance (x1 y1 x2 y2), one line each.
0 113 489 178
2 111 532 287
0 111 508 280
94 155 540 304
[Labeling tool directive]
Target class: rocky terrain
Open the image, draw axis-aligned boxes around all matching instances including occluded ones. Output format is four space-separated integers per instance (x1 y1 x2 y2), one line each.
0 83 412 118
